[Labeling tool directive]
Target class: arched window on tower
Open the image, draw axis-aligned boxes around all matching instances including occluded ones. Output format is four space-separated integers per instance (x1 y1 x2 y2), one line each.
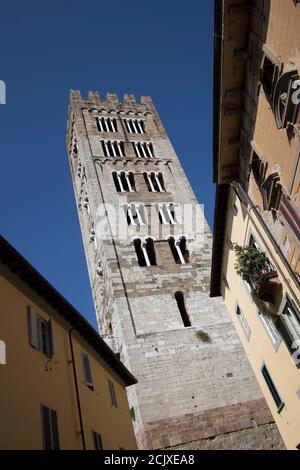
124 204 146 226
168 237 189 264
112 171 135 192
143 172 165 192
174 291 191 327
133 238 156 267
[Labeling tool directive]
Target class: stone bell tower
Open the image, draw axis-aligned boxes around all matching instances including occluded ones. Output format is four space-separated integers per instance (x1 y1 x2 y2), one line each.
66 90 283 450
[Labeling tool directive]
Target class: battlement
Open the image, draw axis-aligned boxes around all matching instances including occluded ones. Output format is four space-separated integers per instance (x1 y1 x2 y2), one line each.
69 89 154 114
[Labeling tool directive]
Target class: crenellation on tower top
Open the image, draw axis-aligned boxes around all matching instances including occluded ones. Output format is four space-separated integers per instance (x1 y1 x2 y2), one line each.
88 91 101 103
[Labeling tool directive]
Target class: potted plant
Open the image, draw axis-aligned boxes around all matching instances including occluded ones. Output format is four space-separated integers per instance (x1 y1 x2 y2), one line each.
233 243 277 301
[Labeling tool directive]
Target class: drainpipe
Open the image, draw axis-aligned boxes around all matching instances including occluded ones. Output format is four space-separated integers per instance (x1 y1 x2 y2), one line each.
68 327 86 450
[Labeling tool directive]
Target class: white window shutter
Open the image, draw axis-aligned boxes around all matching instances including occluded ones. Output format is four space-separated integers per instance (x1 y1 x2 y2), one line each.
28 306 39 349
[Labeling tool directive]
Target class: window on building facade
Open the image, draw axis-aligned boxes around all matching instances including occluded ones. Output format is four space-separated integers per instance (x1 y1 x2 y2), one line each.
259 311 281 347
157 203 177 225
236 305 251 340
261 364 284 410
108 379 118 408
132 141 154 158
101 140 125 157
124 204 146 226
112 171 135 192
124 119 145 134
143 172 165 192
261 55 280 101
97 117 118 133
277 299 300 367
261 173 282 211
251 151 267 185
175 291 191 327
92 431 103 450
41 405 60 450
28 307 53 358
168 237 189 264
278 194 300 242
133 238 156 267
81 352 94 388
273 70 300 129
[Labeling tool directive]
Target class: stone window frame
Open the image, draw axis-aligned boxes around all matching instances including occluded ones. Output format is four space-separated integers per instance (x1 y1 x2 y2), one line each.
260 45 282 105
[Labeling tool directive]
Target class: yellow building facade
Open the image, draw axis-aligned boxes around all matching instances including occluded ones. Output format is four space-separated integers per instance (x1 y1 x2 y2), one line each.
211 0 300 450
0 236 137 450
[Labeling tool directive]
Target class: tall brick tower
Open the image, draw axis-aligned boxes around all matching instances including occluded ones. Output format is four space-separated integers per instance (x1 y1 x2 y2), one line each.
66 91 283 450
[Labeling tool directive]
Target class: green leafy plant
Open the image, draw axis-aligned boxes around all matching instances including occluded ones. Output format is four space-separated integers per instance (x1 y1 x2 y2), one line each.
233 243 273 287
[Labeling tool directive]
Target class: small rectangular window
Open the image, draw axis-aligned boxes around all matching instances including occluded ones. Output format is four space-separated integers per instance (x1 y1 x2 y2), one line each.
108 379 118 407
82 352 94 388
261 364 283 410
28 307 53 358
261 55 280 100
236 305 251 340
251 151 267 185
92 431 103 450
41 405 60 450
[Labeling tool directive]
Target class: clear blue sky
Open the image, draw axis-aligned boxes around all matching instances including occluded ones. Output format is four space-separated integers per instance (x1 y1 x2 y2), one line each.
0 0 214 329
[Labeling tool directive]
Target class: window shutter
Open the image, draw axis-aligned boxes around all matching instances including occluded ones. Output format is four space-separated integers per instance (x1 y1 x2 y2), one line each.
82 352 93 386
108 379 117 407
41 405 52 450
28 306 39 349
92 431 103 450
47 319 54 359
50 409 60 450
277 315 293 353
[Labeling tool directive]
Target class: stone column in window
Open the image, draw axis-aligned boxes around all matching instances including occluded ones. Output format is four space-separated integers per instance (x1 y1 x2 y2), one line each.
127 205 136 225
117 173 125 192
134 142 142 158
136 204 145 225
159 204 168 224
155 173 164 192
137 120 144 134
175 240 185 264
125 172 134 192
140 142 148 158
146 142 154 158
166 205 176 224
147 173 156 192
98 117 104 132
141 241 151 267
